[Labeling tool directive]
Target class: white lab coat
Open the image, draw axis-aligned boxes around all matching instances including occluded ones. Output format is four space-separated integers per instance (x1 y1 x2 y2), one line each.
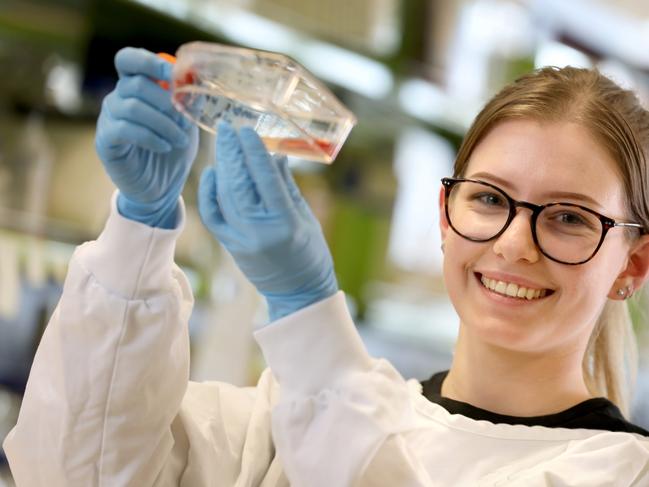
4 196 649 486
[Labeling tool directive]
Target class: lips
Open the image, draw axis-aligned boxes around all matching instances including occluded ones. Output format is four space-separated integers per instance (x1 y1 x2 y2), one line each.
476 273 554 300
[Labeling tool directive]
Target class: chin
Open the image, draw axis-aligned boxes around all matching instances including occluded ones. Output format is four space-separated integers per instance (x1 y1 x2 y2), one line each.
461 312 550 354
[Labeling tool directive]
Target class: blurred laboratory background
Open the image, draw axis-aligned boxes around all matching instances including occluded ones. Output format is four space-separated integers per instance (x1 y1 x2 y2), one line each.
1 0 649 482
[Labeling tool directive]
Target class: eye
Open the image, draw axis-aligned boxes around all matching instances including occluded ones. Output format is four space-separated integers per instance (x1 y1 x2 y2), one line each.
542 207 600 233
474 192 507 207
557 212 586 226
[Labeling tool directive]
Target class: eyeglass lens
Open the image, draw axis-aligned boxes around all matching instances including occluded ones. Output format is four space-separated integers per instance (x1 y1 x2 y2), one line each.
447 180 603 264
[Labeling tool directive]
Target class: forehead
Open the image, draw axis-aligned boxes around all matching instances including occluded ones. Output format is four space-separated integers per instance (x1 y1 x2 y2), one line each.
465 119 625 211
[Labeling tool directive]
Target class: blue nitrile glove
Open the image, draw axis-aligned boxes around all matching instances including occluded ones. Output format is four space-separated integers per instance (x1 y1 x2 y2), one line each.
198 122 338 321
95 47 199 229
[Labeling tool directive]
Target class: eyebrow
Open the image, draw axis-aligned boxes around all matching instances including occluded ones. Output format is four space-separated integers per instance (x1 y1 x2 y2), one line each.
467 171 602 208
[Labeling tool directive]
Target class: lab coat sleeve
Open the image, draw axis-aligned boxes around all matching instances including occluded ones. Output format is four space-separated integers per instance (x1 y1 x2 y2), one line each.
3 194 194 486
254 293 433 487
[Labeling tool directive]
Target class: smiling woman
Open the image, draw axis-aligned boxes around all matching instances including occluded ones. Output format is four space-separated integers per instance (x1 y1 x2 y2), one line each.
4 51 649 486
441 67 649 419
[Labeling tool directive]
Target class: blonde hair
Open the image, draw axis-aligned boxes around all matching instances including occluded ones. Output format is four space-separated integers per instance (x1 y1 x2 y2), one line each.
453 66 649 418
585 300 638 417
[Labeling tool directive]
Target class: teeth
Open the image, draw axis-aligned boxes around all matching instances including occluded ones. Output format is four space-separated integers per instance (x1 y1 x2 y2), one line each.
480 275 547 300
505 283 518 297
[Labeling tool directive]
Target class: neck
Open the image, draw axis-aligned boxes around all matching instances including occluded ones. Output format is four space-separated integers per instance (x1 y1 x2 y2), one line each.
442 324 593 417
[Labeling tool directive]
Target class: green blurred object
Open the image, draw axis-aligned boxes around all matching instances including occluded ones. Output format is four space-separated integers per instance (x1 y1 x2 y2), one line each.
628 290 648 338
323 119 396 320
504 56 536 83
329 196 391 320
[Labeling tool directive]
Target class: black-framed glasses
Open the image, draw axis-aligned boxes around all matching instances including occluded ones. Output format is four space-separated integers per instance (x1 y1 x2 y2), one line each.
442 177 645 265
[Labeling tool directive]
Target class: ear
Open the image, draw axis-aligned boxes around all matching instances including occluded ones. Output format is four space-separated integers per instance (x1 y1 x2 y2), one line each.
608 234 649 300
439 185 449 241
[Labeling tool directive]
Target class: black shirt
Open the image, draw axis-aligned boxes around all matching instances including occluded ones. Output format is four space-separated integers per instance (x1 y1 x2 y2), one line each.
421 371 649 437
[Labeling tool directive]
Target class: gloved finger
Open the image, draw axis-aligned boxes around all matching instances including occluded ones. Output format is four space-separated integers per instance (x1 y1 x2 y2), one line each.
275 155 303 205
216 122 261 213
116 75 191 129
238 127 292 211
115 47 172 83
198 166 226 233
276 155 319 221
97 112 172 154
107 95 189 149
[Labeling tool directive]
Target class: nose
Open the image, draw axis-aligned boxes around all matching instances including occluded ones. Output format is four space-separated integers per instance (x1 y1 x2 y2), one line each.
491 208 540 263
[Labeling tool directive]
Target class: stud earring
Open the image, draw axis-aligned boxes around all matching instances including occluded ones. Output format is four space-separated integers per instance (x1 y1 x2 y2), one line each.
616 286 633 299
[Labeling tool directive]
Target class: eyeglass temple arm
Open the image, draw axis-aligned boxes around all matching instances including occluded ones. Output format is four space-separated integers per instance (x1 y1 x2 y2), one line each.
614 222 646 234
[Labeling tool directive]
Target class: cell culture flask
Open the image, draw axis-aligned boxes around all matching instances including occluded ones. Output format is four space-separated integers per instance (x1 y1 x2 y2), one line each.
170 41 357 163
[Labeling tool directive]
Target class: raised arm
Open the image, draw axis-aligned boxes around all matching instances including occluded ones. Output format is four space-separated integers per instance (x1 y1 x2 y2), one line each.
3 47 199 485
197 125 431 486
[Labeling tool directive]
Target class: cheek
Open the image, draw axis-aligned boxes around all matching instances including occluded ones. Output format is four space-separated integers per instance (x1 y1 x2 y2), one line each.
442 235 484 295
553 251 624 326
576 242 628 295
443 233 475 268
558 269 606 318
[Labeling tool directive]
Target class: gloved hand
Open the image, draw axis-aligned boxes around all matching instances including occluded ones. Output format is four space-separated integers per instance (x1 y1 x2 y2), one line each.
198 122 338 321
95 47 199 229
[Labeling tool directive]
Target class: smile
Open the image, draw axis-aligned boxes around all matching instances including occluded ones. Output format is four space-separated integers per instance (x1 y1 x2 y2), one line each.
478 274 551 300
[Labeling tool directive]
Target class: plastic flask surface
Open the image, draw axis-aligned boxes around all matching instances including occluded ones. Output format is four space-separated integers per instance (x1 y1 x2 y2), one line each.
168 42 357 163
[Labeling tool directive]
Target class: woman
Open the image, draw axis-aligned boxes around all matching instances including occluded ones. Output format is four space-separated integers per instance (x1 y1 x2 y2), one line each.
4 48 649 486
